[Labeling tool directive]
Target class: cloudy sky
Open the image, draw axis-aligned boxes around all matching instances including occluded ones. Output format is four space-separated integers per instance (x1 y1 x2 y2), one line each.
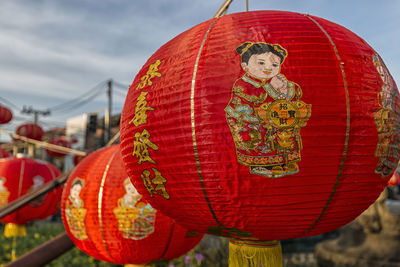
0 0 399 138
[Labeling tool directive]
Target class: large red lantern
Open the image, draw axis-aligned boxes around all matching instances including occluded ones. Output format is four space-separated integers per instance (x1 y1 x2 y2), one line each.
16 123 43 141
46 137 70 158
0 157 61 236
0 105 12 124
120 10 400 266
61 145 203 265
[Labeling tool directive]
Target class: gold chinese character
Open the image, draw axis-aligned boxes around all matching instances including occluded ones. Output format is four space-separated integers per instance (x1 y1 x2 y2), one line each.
152 168 170 199
140 168 170 200
136 60 162 90
141 170 155 197
129 91 155 127
133 129 159 164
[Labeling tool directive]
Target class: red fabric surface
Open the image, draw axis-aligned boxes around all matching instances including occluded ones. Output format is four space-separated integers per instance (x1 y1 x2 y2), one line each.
0 157 61 224
16 124 44 141
61 145 203 265
120 11 400 241
0 105 12 124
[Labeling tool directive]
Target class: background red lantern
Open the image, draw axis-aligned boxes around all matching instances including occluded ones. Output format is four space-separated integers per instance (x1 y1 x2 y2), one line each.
73 154 85 166
388 171 400 187
0 157 61 234
46 137 71 158
61 145 203 265
0 105 12 124
16 123 43 141
0 147 10 159
120 10 400 266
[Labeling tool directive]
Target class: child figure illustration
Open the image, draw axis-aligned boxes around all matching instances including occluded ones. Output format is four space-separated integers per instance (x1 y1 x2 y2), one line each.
225 42 311 178
0 177 10 207
28 175 46 207
114 178 156 240
65 178 88 240
373 53 400 177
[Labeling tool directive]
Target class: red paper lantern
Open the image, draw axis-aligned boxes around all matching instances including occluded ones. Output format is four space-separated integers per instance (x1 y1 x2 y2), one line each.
46 138 70 158
73 154 85 166
120 10 400 266
0 157 61 236
0 147 10 159
16 123 43 141
0 105 12 124
61 145 203 265
388 171 400 187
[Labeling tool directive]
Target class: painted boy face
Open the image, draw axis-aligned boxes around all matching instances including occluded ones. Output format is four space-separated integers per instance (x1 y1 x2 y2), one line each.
125 182 137 195
70 184 82 199
242 52 281 80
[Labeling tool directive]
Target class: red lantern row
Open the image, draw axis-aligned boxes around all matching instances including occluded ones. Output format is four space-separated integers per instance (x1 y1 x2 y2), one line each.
62 145 203 265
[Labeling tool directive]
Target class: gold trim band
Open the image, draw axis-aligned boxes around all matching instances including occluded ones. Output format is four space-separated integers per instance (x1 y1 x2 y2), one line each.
190 18 223 226
98 148 119 261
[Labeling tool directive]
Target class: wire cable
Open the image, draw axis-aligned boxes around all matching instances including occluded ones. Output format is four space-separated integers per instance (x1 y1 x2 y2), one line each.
49 80 108 111
0 96 22 111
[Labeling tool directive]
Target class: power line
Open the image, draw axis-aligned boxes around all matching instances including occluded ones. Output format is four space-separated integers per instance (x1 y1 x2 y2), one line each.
113 81 130 90
0 96 21 111
49 80 108 111
51 89 104 113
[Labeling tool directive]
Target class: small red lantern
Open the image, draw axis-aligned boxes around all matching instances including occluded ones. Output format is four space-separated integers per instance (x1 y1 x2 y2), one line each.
70 137 79 144
73 154 85 166
0 147 10 159
61 145 203 265
46 138 70 158
120 11 400 266
16 123 43 141
0 157 61 236
388 171 400 187
0 105 12 124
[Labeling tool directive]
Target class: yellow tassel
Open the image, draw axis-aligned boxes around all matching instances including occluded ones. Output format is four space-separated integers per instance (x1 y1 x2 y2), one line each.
4 223 26 238
229 239 282 267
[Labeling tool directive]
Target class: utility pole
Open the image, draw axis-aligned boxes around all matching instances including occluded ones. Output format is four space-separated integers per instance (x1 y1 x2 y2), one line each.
21 106 51 124
106 79 112 143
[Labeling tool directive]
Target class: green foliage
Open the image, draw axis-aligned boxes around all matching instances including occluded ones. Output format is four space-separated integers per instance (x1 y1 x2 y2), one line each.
0 222 121 267
156 235 229 267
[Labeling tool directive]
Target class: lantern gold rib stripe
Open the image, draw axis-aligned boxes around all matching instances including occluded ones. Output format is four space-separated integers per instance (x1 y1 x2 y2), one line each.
159 221 175 260
18 160 25 197
304 15 351 234
190 18 223 227
97 148 119 261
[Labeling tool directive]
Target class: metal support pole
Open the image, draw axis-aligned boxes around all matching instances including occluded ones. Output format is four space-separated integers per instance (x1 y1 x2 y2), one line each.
4 233 75 267
0 174 68 220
